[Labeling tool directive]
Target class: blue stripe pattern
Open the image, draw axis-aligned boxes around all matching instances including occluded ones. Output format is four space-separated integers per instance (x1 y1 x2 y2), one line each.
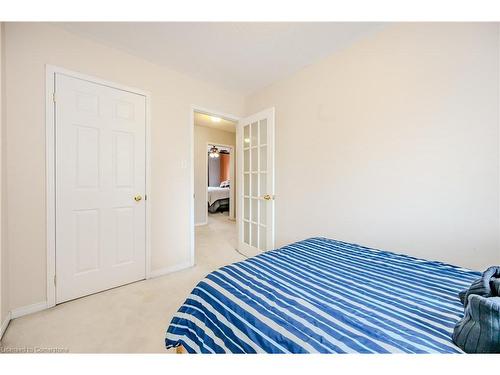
165 237 480 353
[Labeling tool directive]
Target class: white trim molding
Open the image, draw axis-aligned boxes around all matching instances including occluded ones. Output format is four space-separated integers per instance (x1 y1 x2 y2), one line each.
148 262 193 279
195 221 208 227
10 301 48 319
0 311 11 340
45 65 152 307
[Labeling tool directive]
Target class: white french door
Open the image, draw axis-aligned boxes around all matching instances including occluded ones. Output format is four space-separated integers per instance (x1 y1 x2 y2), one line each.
55 73 146 303
238 108 275 255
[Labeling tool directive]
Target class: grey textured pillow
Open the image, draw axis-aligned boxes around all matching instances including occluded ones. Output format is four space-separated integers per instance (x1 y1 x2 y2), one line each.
492 279 500 296
461 266 500 307
452 295 500 353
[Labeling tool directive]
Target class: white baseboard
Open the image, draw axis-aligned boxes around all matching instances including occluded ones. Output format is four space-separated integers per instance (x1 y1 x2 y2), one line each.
148 261 193 279
195 221 207 226
8 263 193 319
0 311 11 340
10 301 48 319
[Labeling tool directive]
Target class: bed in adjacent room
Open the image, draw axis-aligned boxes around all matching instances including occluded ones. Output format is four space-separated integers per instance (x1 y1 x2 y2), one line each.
207 185 230 213
165 237 480 353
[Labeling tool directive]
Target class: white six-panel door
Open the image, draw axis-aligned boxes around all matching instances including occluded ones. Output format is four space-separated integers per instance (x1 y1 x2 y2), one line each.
238 108 275 255
55 73 146 303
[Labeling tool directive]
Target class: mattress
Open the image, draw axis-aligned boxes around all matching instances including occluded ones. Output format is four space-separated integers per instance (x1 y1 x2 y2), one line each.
207 186 230 206
165 237 479 353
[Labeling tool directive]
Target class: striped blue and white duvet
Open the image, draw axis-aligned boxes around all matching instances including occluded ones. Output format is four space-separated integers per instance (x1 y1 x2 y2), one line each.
165 237 479 353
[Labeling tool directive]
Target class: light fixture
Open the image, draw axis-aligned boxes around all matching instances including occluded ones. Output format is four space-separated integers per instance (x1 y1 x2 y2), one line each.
209 145 220 158
211 116 221 123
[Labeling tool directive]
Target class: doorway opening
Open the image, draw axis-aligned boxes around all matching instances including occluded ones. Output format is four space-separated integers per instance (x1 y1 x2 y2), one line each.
192 108 241 268
207 143 234 220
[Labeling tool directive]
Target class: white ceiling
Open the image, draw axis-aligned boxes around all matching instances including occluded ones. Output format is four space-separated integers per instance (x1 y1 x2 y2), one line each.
194 112 236 133
56 22 386 94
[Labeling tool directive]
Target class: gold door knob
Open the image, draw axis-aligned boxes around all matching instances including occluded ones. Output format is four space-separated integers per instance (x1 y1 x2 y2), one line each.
263 194 272 201
134 195 142 202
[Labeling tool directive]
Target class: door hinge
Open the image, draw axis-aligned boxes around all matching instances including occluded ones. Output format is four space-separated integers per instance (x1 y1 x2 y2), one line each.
54 275 56 286
52 92 56 103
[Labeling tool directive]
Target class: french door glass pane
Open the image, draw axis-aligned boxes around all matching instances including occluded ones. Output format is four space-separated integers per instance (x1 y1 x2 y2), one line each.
251 173 258 197
260 119 267 145
251 147 258 172
260 146 267 171
244 149 250 172
244 198 249 220
244 125 250 146
244 173 249 196
251 122 258 146
251 199 258 223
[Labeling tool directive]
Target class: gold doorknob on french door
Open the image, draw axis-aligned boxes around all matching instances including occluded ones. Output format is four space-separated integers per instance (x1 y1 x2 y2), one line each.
134 195 142 202
263 194 272 201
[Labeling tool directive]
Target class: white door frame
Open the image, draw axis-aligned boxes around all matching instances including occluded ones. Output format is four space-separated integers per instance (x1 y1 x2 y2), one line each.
190 106 240 265
45 65 152 308
205 142 235 222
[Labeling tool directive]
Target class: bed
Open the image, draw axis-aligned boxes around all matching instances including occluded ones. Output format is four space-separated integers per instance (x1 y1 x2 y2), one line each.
207 186 230 213
165 237 479 353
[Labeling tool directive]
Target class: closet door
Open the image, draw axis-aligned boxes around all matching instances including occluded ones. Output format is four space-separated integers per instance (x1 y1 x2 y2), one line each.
55 73 146 303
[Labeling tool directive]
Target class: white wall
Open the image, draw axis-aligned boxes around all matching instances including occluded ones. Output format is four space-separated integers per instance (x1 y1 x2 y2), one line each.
246 23 500 270
3 23 245 311
194 125 236 224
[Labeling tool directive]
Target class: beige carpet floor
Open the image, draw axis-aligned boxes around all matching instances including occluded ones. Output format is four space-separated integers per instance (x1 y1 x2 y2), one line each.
0 212 244 353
